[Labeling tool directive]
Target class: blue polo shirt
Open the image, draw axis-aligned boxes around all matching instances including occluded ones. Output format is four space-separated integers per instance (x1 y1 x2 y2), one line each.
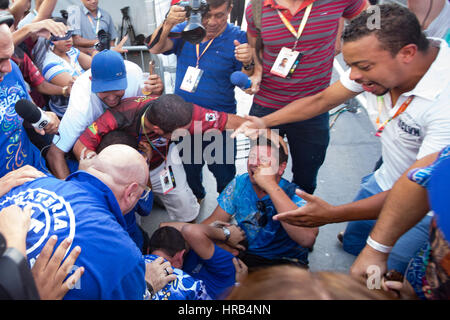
165 22 247 113
0 171 146 300
0 61 46 177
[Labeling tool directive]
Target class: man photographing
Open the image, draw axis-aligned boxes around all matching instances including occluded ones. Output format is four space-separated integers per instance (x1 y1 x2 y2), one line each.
148 0 254 204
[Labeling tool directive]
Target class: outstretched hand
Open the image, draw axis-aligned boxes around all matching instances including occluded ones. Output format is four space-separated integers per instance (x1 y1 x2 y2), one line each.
273 189 335 227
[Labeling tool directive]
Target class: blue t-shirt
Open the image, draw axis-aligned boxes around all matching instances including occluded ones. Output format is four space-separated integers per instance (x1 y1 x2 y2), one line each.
144 254 211 300
165 23 247 113
183 244 235 300
0 171 146 300
0 61 46 177
218 174 310 264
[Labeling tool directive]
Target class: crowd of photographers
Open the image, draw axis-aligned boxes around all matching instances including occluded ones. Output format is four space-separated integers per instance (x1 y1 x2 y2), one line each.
0 0 449 301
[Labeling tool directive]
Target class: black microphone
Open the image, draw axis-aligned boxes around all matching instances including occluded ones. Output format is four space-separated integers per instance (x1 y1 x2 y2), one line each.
15 99 51 130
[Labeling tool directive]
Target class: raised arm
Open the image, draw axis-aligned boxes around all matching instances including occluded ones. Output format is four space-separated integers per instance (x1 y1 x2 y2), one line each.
148 5 186 54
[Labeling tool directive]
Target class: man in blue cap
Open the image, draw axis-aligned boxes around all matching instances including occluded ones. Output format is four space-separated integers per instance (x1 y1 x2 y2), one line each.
46 49 163 179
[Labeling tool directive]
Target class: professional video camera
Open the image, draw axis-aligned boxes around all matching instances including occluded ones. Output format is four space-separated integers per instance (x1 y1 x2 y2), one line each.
178 0 209 44
95 29 111 51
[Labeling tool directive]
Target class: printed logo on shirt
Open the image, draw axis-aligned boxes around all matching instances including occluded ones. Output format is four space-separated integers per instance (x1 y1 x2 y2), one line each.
88 122 98 135
0 188 76 257
0 82 27 121
397 114 421 137
205 112 217 122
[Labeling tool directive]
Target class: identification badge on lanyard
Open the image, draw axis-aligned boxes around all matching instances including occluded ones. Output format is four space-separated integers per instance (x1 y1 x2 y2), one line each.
160 165 176 194
270 47 303 78
271 3 312 78
180 66 203 93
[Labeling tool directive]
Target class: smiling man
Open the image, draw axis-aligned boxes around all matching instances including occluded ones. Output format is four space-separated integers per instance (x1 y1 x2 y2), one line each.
45 49 163 179
232 3 450 273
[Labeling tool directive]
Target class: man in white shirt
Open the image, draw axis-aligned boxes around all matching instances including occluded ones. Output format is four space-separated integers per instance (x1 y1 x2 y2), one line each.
46 49 162 179
232 3 450 273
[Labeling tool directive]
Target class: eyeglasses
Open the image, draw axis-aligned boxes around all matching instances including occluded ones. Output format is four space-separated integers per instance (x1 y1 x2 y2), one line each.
138 182 152 200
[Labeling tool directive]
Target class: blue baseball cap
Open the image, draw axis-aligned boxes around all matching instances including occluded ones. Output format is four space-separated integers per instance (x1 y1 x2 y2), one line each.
91 50 127 93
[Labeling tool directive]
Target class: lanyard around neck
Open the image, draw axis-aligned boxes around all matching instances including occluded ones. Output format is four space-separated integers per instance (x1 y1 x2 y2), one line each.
276 2 313 50
87 11 101 35
140 111 168 163
195 38 214 68
375 95 415 137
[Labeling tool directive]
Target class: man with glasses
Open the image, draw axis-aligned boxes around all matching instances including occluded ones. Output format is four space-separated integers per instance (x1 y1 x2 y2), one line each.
148 0 253 204
202 138 318 271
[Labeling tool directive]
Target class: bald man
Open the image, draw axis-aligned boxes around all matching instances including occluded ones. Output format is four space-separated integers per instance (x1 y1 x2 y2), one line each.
0 144 175 300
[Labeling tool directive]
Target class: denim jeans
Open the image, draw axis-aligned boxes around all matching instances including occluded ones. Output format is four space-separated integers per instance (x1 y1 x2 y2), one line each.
250 102 330 194
343 172 432 273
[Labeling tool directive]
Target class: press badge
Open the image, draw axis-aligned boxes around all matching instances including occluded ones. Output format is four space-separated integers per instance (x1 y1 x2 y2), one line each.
160 166 176 194
180 66 203 93
270 47 303 79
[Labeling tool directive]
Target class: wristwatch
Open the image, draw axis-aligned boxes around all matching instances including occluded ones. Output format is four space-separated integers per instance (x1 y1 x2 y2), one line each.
222 226 231 242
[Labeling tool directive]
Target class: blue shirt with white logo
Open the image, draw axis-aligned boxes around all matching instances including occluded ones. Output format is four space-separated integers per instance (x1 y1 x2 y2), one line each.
0 171 146 300
0 61 46 177
144 254 211 300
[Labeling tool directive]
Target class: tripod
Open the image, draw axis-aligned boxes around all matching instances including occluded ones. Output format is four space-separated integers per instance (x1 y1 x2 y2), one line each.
120 6 137 45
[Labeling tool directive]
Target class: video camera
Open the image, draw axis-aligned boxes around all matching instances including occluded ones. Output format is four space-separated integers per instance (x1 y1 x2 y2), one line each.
178 0 209 44
95 29 111 52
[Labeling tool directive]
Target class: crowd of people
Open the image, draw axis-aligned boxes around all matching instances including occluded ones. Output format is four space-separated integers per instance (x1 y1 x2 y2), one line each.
0 0 449 301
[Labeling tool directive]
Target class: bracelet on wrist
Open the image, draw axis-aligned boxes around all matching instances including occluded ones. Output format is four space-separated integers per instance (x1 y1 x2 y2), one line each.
243 61 255 70
366 235 393 253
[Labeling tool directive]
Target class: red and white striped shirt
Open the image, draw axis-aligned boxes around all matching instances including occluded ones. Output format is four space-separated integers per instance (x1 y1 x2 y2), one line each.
246 0 367 109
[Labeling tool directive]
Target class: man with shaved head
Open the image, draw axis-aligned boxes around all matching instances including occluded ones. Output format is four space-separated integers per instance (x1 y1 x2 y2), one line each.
0 144 176 299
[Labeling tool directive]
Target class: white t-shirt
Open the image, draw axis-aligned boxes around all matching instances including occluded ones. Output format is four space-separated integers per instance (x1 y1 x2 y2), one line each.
340 39 450 191
53 60 143 152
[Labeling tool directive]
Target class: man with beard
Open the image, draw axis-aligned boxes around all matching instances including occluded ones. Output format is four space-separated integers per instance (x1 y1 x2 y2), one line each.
232 4 450 274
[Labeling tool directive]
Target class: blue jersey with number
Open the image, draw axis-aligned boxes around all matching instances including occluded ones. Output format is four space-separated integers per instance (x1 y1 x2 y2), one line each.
0 171 146 300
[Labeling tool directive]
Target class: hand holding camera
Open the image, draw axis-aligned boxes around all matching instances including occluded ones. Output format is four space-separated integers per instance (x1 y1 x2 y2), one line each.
166 5 188 28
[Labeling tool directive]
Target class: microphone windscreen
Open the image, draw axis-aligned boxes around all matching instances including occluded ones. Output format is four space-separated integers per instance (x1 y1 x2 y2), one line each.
15 99 42 123
230 71 251 89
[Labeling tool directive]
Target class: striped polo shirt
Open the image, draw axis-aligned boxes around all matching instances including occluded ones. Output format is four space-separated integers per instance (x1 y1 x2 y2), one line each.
246 0 366 110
